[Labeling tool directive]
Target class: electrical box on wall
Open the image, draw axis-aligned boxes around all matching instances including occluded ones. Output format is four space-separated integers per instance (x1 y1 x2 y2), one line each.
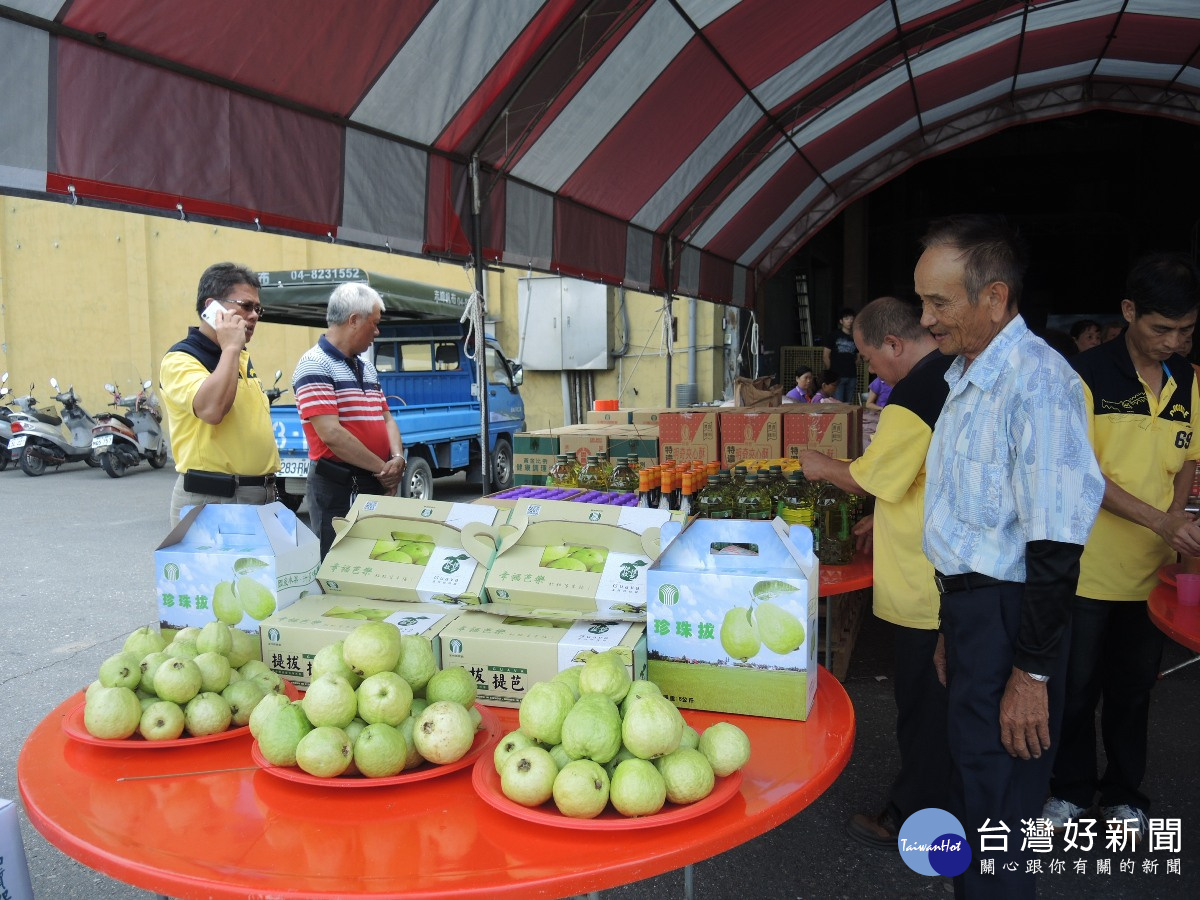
517 277 611 370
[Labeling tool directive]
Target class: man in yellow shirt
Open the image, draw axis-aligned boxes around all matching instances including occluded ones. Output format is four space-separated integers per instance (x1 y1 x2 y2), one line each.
160 262 281 525
798 295 952 848
1044 252 1200 838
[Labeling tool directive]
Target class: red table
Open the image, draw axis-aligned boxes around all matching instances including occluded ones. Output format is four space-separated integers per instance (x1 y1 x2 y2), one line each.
1149 581 1200 653
20 672 855 900
818 551 873 675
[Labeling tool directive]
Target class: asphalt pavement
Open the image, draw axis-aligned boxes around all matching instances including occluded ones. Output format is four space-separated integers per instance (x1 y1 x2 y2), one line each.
1 464 1196 899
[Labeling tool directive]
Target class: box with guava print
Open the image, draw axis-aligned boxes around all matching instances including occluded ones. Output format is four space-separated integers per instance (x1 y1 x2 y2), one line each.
155 502 320 640
316 495 503 605
646 517 818 720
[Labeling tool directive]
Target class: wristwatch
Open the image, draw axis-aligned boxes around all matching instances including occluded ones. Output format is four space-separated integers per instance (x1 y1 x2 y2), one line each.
1026 671 1050 683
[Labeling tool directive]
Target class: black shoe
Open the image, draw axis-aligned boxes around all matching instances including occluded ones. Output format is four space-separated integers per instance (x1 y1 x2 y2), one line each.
846 808 901 850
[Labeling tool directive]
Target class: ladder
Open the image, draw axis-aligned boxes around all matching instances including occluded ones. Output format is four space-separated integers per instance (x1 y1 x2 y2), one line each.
794 272 813 346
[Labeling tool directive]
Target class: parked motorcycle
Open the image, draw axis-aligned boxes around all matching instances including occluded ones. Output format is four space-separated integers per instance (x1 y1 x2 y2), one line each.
91 380 168 477
265 370 288 405
10 378 102 476
0 372 13 471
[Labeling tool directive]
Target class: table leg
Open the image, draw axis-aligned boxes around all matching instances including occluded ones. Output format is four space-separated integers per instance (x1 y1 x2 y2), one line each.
1159 654 1200 678
683 862 695 900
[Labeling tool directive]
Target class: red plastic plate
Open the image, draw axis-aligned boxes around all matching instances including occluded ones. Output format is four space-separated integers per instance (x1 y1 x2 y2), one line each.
251 704 500 788
62 678 300 748
472 753 742 830
1160 563 1183 586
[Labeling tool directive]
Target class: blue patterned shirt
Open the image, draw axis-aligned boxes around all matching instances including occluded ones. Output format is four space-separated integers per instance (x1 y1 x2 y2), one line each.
924 316 1103 582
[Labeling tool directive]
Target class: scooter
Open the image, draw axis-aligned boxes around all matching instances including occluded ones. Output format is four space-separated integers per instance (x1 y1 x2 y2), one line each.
91 380 169 477
265 370 289 405
0 372 13 471
10 378 102 476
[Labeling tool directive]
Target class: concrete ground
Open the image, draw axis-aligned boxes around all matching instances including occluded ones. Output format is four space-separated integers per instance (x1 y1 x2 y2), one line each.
1 464 1196 899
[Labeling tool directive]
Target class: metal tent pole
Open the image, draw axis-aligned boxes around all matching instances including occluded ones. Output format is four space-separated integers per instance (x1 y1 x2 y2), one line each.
470 156 491 496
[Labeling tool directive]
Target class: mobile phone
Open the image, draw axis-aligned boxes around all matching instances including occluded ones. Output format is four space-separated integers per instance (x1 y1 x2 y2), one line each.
201 302 222 328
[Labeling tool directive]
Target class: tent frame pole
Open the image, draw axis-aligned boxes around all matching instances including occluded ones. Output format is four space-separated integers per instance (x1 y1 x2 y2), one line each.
470 156 491 497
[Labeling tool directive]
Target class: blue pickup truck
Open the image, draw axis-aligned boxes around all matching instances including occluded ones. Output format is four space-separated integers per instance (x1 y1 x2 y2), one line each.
257 269 525 508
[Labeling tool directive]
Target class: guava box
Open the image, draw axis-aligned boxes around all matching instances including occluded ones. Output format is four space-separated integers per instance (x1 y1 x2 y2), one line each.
460 498 675 621
155 501 320 641
719 410 782 467
657 411 718 464
317 495 502 605
439 610 646 708
647 517 818 720
782 404 862 460
259 595 461 688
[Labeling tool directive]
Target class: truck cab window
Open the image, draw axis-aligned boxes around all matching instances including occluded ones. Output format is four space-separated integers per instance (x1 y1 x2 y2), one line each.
486 347 512 388
434 343 460 370
400 343 434 372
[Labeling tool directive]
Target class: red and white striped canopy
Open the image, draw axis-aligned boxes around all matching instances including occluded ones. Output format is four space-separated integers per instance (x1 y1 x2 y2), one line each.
2 1 1198 306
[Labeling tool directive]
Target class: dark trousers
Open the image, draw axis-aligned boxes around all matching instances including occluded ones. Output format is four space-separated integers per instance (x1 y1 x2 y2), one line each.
1050 596 1164 813
887 624 952 821
942 583 1070 900
306 466 385 558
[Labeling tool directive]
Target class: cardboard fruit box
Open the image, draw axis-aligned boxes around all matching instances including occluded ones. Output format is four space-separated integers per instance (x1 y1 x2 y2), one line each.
782 404 863 460
259 595 462 688
646 517 818 720
657 410 719 464
439 611 647 708
719 410 782 466
317 496 503 605
460 498 675 621
155 502 320 639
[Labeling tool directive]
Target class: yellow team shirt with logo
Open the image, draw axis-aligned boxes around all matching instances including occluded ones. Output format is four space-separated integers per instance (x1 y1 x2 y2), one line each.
160 349 281 476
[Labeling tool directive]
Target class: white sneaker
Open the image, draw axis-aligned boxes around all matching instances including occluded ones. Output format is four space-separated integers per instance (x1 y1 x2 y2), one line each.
1042 796 1086 829
1103 804 1149 841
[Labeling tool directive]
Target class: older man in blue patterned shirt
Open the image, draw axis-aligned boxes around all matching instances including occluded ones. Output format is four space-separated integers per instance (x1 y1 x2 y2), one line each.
916 216 1103 900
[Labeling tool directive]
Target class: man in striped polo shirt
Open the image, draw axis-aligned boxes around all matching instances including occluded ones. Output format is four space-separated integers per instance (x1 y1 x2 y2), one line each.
293 282 406 557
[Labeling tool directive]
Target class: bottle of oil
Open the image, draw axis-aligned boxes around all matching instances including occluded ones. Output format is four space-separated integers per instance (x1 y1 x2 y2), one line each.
608 456 638 494
814 481 854 564
697 474 733 519
546 454 575 487
577 454 609 492
766 465 788 507
779 472 815 527
735 471 773 520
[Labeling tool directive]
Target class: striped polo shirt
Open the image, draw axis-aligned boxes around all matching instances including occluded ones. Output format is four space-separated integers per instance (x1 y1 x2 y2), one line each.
293 335 391 462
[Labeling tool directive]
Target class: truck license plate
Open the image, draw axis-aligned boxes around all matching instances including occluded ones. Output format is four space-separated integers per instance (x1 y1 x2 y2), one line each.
277 458 310 478
9 436 26 449
91 435 114 448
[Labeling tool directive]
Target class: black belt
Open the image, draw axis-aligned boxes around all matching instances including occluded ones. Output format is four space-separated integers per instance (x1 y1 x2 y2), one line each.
234 474 274 487
934 571 1009 594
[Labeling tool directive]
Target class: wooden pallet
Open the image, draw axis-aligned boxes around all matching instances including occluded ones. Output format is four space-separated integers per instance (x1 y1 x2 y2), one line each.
820 588 870 681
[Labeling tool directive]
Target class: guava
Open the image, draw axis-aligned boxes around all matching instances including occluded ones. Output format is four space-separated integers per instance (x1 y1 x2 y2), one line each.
397 716 424 770
354 722 407 777
609 758 667 817
184 691 232 736
370 539 402 558
720 606 760 661
296 726 354 777
84 686 142 739
164 639 199 660
393 634 436 694
552 665 584 699
518 681 576 745
213 580 243 625
539 545 573 565
377 549 414 564
552 759 610 819
578 655 631 704
548 743 573 770
494 729 536 774
500 746 558 807
569 547 608 570
222 679 266 727
312 641 362 690
655 747 715 803
238 577 277 621
619 678 662 717
356 671 413 726
698 721 751 776
752 601 805 654
193 651 232 693
410 697 429 718
248 691 291 740
139 694 159 713
302 673 358 729
154 658 203 705
196 621 233 656
227 628 260 668
401 542 434 565
251 669 286 696
679 724 701 750
139 700 185 741
621 694 684 759
425 666 477 708
239 659 272 680
342 621 403 677
603 745 638 778
257 702 314 766
545 557 588 571
99 651 143 690
138 651 171 694
560 693 622 763
413 700 475 764
123 625 166 659
469 705 483 730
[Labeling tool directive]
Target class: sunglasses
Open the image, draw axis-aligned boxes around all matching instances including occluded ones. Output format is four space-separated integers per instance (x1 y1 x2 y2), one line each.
219 298 265 317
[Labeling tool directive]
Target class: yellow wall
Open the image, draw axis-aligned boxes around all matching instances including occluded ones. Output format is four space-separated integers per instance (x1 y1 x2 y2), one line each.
0 196 725 421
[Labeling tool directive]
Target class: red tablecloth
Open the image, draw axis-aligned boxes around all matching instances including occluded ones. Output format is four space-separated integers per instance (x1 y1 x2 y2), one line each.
20 672 855 899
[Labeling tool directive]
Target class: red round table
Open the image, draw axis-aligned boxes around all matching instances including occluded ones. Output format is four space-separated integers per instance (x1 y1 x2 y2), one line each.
1149 581 1200 653
20 672 854 899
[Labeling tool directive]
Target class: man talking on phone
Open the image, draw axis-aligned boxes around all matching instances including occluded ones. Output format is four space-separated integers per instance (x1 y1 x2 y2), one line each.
160 262 281 525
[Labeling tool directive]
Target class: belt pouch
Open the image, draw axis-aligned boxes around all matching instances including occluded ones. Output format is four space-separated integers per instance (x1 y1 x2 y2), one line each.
314 457 354 485
184 470 237 498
